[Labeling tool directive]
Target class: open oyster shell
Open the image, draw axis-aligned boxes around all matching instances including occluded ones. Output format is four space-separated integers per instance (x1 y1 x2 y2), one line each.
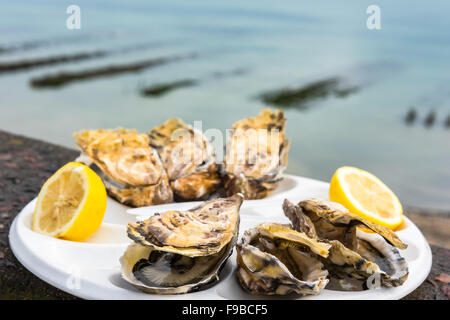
283 199 409 290
120 194 243 294
297 199 407 249
148 118 221 201
73 128 173 207
223 109 290 199
236 223 330 296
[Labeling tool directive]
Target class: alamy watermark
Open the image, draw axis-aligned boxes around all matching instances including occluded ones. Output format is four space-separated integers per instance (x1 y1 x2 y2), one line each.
65 5 381 31
367 5 381 30
161 120 282 167
66 265 81 290
66 5 81 30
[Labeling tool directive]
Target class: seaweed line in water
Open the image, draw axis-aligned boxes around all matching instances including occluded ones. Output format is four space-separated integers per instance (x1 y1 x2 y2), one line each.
404 107 450 129
139 68 248 98
0 51 106 73
259 77 359 110
140 79 198 97
0 41 165 74
29 53 198 88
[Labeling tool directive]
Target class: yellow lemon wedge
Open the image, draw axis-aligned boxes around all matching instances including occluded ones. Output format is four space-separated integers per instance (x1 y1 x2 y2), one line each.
329 166 403 230
32 162 107 241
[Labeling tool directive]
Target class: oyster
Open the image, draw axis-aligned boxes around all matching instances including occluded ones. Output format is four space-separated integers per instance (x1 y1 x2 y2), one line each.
120 194 243 294
148 118 221 200
223 109 290 199
73 128 173 207
236 223 330 296
283 199 409 290
296 199 407 249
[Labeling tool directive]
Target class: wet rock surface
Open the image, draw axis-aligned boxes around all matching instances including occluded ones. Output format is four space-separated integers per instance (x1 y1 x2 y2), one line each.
404 245 450 300
0 130 78 299
0 130 448 299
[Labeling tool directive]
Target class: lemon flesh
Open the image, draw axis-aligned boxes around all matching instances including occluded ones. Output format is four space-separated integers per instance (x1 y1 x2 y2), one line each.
329 166 403 230
32 162 107 241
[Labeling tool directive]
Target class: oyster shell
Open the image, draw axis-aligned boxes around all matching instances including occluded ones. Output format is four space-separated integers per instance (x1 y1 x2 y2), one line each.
73 128 173 207
148 118 221 200
223 109 290 199
283 199 409 290
236 223 330 296
120 194 243 294
297 199 407 249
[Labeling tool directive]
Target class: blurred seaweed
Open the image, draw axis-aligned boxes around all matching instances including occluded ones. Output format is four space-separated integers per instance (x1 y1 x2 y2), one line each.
259 77 358 110
30 53 197 88
139 68 248 98
140 79 198 97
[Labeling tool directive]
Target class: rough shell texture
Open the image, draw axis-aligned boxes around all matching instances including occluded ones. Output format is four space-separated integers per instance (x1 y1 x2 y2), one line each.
121 194 243 294
148 118 221 200
127 194 243 257
298 198 407 249
223 109 290 199
236 223 330 296
73 128 173 207
324 239 382 291
283 199 409 290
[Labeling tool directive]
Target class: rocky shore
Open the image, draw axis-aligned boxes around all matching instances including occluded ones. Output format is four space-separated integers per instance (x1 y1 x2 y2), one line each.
0 130 448 299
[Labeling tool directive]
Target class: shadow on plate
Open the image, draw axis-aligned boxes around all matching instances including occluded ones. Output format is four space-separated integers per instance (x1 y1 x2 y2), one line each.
269 175 299 198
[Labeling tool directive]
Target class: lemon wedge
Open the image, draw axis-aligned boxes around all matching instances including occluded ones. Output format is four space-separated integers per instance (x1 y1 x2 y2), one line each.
32 162 107 241
329 166 403 230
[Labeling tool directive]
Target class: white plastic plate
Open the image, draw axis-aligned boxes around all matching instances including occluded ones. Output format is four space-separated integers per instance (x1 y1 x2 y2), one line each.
9 175 431 300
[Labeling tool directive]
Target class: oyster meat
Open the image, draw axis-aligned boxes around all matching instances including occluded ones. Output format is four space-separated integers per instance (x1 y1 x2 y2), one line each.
73 128 173 207
120 194 243 294
148 118 221 200
283 199 409 290
223 109 290 199
236 223 330 296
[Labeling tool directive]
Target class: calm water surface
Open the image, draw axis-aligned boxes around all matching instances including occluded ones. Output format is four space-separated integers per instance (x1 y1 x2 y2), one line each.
0 0 449 211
